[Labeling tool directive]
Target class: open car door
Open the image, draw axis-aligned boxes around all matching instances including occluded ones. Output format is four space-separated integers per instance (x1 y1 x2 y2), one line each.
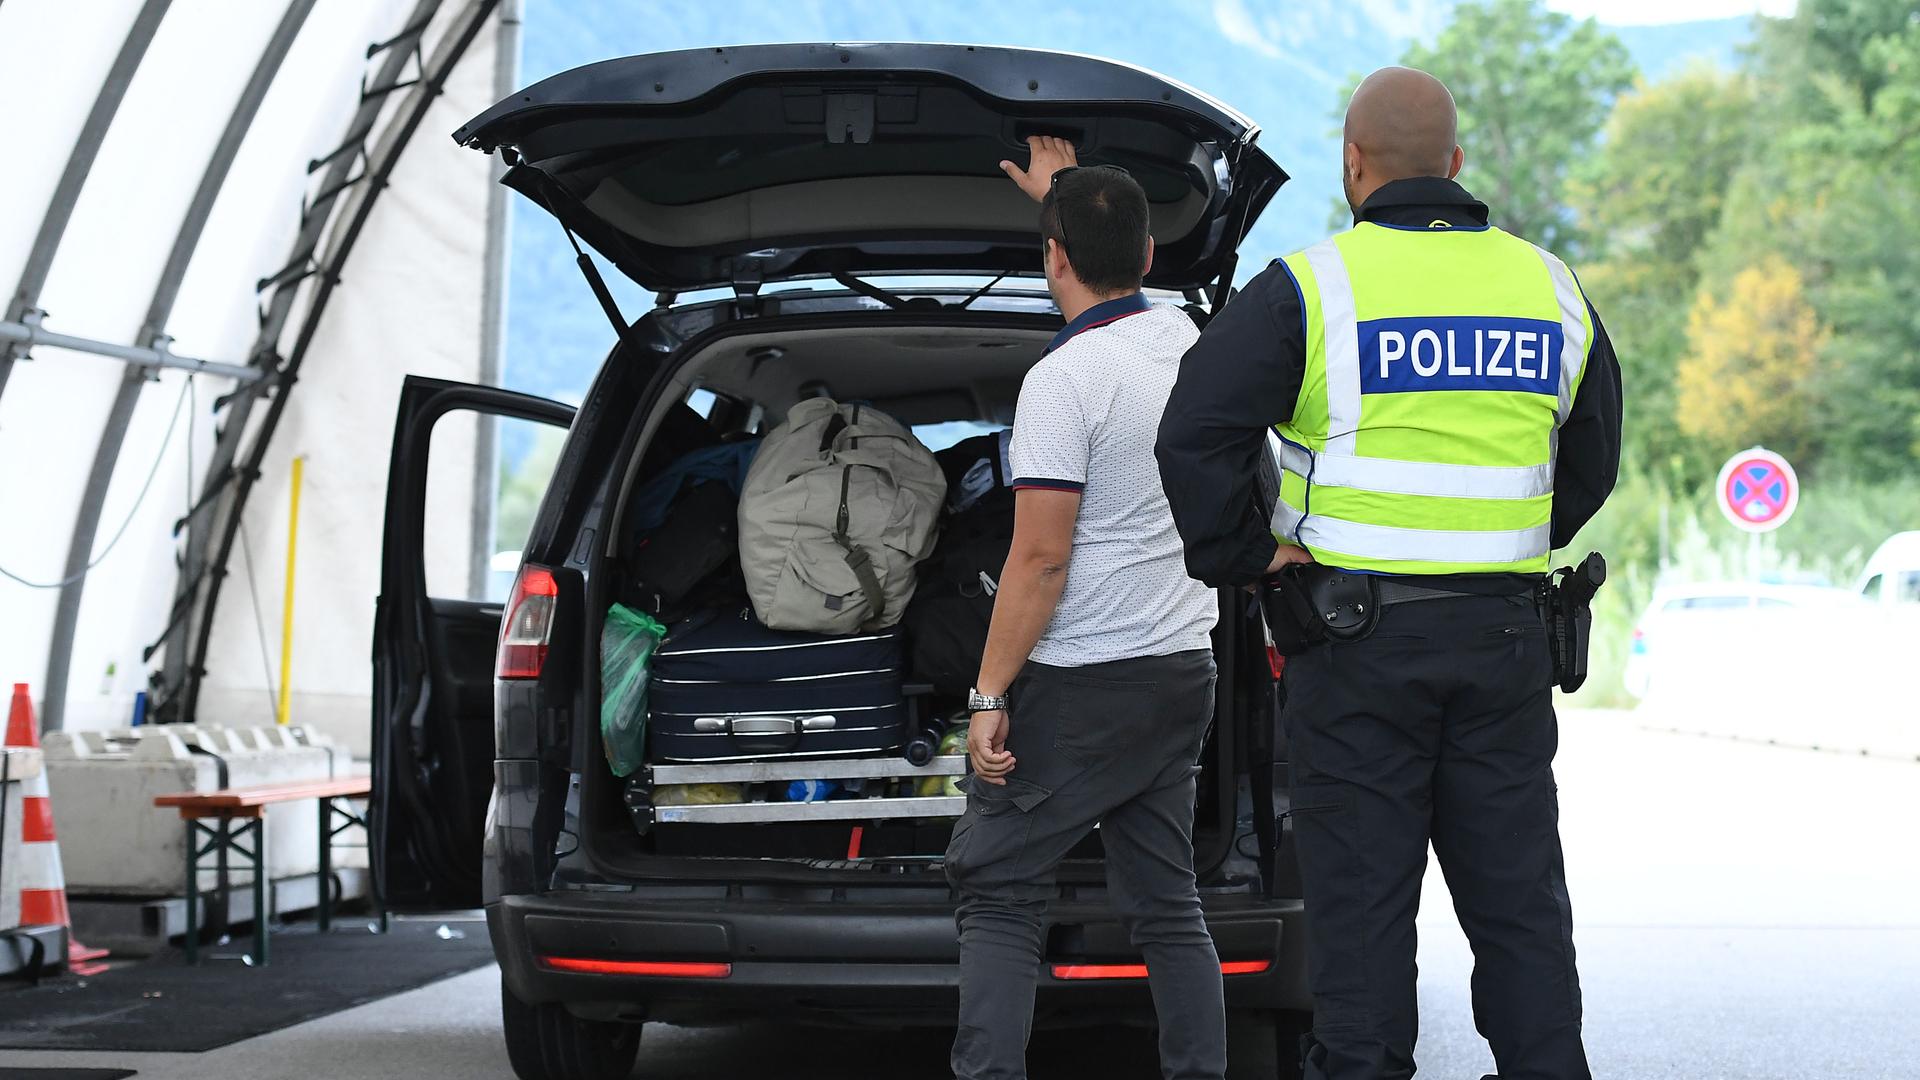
372 375 575 911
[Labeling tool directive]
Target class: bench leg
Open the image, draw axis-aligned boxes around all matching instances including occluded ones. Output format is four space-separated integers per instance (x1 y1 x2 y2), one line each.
213 817 231 944
317 797 332 933
184 820 200 965
251 818 269 966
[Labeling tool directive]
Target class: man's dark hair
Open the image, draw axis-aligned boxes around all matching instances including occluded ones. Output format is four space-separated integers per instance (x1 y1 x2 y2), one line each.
1039 166 1151 294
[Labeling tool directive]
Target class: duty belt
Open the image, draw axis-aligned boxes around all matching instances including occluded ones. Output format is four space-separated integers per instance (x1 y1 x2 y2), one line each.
1372 579 1483 606
1260 565 1537 654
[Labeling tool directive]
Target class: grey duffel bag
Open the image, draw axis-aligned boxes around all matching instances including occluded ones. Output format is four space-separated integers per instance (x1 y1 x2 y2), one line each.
738 398 946 634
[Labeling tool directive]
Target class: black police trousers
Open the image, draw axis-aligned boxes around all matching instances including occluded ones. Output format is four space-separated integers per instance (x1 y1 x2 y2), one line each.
1283 593 1591 1080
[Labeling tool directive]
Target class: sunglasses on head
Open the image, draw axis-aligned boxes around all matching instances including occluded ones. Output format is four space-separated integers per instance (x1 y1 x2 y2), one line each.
1047 164 1133 257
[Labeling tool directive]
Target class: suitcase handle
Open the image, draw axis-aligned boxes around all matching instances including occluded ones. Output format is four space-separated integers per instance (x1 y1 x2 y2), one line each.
692 715 838 753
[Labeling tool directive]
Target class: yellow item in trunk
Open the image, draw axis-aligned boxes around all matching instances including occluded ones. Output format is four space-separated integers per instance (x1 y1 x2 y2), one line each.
916 725 971 796
654 783 746 806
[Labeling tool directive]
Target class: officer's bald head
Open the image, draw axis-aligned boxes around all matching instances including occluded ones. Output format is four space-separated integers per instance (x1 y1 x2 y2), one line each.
1341 67 1464 212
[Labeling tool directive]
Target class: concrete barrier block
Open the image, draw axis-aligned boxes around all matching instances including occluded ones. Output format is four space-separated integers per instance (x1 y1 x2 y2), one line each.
45 726 349 895
131 730 192 761
190 727 251 755
1 781 20 931
259 727 301 750
286 724 334 747
42 731 92 760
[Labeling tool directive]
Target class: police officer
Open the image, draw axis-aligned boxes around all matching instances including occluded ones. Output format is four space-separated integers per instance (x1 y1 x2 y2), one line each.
1155 68 1621 1080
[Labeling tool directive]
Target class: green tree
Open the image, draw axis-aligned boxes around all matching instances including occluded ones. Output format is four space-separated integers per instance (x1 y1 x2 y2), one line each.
1693 0 1920 480
495 425 566 557
1571 67 1755 478
1576 66 1755 268
1676 256 1828 465
1401 0 1637 256
1751 0 1920 118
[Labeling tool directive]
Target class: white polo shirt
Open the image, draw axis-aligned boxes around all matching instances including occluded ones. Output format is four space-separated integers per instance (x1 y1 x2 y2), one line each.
1009 294 1219 667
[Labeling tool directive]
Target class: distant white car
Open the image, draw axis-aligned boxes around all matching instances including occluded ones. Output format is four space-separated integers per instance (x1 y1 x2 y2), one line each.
1855 532 1920 608
1623 581 1873 700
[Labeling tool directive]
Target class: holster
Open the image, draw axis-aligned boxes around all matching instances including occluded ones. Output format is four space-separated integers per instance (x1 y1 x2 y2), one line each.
1537 552 1607 692
1256 568 1323 656
1257 565 1380 655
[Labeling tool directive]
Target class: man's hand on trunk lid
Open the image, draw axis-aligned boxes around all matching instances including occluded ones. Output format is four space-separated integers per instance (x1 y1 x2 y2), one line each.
1000 135 1078 204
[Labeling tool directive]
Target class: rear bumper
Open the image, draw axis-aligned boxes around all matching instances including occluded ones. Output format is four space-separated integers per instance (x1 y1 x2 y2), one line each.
489 887 1310 1025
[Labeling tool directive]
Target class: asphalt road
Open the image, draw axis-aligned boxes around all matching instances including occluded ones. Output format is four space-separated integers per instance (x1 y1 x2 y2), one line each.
6 709 1917 1079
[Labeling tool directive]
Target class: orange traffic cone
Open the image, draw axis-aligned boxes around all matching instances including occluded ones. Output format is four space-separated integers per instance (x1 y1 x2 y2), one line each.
6 683 109 973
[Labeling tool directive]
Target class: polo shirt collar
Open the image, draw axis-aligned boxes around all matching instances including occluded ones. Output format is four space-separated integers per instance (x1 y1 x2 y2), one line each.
1045 291 1152 355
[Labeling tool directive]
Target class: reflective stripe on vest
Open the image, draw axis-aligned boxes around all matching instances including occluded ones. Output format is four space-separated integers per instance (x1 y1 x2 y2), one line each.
1272 498 1554 566
1273 223 1593 574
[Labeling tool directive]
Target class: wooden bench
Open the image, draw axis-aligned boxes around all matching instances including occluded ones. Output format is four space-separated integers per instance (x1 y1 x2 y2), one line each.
154 776 372 965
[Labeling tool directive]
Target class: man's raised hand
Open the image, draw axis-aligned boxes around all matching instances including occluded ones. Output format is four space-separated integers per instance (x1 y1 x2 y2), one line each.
1000 135 1078 204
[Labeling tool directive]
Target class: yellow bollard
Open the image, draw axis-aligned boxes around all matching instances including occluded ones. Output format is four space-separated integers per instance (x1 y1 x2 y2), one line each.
276 455 305 726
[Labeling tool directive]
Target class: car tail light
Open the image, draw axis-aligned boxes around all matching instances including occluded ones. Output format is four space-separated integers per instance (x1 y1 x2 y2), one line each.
539 956 732 978
1265 645 1287 680
497 565 558 680
1051 959 1271 980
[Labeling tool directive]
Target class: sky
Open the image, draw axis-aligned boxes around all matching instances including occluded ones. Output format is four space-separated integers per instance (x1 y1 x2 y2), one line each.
1545 0 1794 23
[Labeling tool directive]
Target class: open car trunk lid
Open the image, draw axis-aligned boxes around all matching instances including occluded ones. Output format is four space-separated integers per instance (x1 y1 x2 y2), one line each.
454 43 1286 293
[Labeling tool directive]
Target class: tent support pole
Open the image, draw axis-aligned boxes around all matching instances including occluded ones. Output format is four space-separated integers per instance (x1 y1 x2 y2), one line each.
0 0 172 408
37 0 316 734
152 0 448 723
159 0 499 727
469 0 521 600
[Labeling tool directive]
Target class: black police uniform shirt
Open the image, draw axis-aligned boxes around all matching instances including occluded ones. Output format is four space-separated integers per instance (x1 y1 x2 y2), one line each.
1154 176 1625 589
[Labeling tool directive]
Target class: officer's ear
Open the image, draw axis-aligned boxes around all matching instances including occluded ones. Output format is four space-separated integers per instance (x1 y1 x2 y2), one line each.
1446 145 1464 180
1141 236 1155 279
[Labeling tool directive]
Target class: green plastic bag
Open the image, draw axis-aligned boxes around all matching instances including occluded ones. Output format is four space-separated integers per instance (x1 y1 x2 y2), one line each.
600 603 666 777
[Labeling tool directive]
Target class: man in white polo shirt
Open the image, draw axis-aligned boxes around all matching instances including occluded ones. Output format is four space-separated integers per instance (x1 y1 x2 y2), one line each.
944 137 1235 1080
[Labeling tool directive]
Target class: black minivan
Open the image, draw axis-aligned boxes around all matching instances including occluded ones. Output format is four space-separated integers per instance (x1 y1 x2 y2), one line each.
371 43 1310 1080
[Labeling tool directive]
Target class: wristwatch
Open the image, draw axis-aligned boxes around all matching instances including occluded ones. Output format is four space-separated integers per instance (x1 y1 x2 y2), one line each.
967 688 1009 713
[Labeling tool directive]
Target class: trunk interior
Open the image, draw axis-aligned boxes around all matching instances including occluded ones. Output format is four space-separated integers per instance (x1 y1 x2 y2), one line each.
572 309 1246 886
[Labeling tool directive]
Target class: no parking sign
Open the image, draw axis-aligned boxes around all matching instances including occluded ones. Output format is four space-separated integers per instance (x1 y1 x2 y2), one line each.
1715 447 1799 533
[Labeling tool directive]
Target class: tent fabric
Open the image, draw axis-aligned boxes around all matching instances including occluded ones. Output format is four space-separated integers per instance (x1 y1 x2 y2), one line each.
0 0 506 754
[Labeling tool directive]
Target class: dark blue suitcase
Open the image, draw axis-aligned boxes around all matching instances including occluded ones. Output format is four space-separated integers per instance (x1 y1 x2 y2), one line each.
649 606 908 762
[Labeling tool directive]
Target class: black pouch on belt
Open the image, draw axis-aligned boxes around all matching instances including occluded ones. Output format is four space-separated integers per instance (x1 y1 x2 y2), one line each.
1257 566 1325 656
1259 564 1382 653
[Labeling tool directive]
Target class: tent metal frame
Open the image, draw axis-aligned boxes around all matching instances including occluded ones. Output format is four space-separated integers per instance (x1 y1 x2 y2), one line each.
0 0 504 729
149 0 500 726
36 0 320 734
0 0 173 405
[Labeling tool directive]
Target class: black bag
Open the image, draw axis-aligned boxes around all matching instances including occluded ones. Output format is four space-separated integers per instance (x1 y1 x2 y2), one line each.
649 606 908 761
624 481 739 621
904 433 1015 696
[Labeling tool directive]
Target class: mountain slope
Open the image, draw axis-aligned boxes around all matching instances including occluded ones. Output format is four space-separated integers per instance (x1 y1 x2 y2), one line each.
500 0 1754 406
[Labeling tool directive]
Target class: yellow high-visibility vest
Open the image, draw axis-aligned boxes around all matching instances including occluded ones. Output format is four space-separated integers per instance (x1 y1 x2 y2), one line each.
1273 221 1594 574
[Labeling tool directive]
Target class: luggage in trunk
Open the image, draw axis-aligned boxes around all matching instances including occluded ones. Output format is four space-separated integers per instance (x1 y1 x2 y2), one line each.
649 607 909 761
906 431 1015 696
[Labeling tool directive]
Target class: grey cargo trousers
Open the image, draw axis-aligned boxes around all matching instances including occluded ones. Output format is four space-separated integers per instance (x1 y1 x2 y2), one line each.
944 649 1224 1080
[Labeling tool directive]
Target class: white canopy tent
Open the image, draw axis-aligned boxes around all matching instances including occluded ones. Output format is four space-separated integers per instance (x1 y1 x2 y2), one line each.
0 0 519 754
